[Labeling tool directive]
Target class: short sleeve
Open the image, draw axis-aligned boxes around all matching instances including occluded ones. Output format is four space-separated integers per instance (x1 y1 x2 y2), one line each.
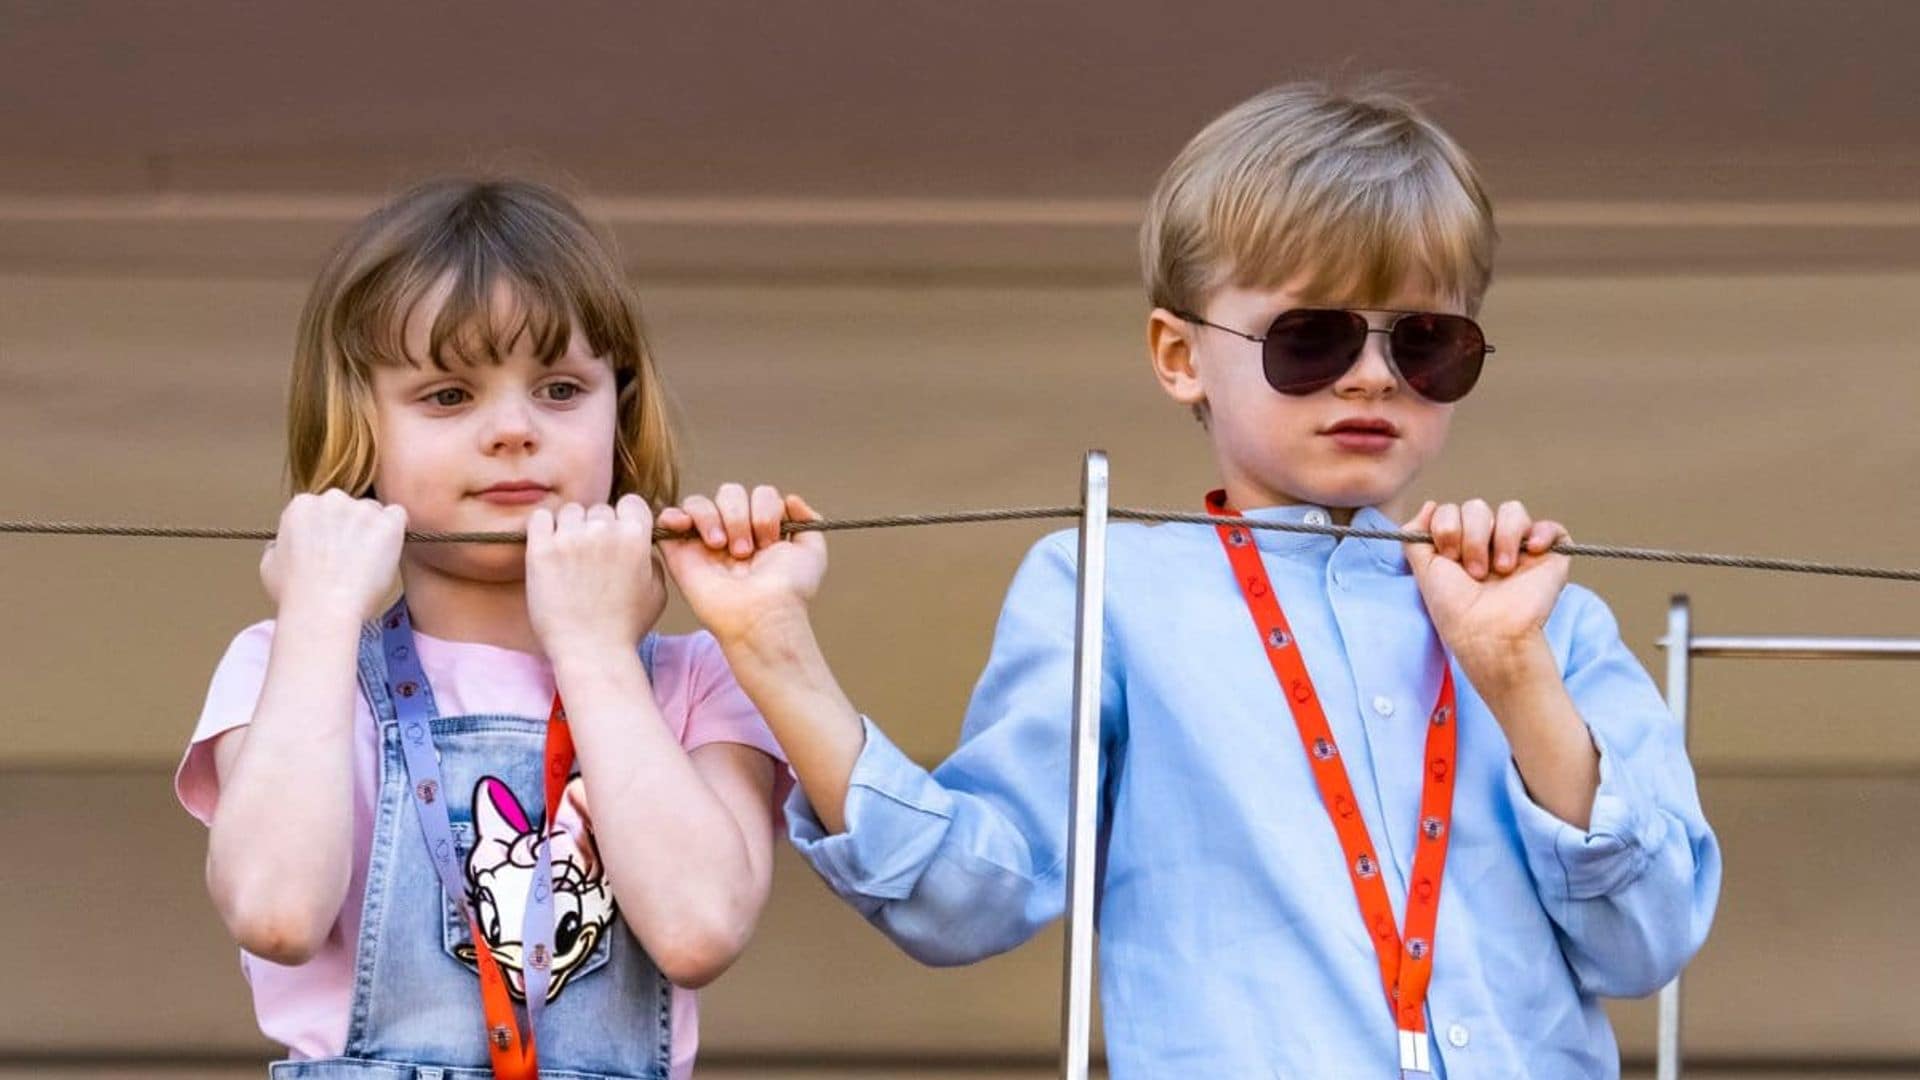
174 620 276 825
673 631 785 762
671 630 792 815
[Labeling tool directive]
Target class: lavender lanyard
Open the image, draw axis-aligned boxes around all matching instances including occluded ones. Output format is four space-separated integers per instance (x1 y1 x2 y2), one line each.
381 601 561 1037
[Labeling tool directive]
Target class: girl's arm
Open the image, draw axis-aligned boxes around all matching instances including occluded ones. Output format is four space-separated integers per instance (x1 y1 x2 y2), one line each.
527 497 777 989
204 491 406 964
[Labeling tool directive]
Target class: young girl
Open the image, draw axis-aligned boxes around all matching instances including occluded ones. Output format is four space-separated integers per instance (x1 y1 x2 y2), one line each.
175 178 788 1080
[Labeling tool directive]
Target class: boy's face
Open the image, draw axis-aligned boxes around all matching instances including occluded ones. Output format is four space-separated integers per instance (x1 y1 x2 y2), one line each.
1150 277 1459 516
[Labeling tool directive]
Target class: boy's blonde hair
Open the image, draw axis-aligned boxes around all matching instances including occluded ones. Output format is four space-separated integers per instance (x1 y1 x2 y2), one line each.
287 177 678 504
1142 82 1496 317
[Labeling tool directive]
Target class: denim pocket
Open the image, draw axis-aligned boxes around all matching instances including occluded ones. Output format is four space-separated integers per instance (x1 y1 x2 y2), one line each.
438 820 615 1001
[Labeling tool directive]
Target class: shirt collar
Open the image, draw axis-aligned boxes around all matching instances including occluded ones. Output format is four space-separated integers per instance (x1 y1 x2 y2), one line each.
1206 491 1411 575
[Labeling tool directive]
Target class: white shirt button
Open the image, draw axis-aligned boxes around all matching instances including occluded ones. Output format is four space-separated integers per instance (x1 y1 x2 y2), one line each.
1447 1023 1470 1048
1303 509 1331 527
1372 695 1395 718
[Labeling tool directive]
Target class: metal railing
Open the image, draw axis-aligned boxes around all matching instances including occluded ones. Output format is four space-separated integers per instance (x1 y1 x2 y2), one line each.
1652 595 1920 1080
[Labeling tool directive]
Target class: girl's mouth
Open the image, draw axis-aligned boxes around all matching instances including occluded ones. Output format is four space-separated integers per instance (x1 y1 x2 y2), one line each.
473 482 553 505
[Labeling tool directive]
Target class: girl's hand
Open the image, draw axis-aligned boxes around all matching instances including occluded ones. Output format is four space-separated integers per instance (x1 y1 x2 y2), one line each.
1403 498 1571 677
260 490 407 624
658 483 827 646
525 494 668 659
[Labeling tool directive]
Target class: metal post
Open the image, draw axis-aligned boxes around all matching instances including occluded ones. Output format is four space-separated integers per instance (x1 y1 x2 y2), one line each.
1655 595 1692 1080
1060 450 1110 1080
1652 606 1920 1080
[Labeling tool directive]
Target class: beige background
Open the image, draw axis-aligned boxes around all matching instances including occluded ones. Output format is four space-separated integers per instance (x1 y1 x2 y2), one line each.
3 2 1919 1075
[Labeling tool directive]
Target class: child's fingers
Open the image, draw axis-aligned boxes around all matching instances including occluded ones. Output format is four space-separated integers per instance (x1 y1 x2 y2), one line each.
1492 500 1531 574
750 485 784 549
614 493 654 539
657 505 693 538
524 507 556 556
677 495 726 548
1429 502 1463 564
714 482 753 557
556 502 587 531
785 493 823 524
586 502 617 526
1460 498 1494 579
1525 519 1570 557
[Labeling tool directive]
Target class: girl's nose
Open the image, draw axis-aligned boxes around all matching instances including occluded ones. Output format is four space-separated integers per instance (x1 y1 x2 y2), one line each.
481 397 540 454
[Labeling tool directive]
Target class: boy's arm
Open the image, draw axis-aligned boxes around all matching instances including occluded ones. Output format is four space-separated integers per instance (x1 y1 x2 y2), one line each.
1409 498 1721 997
665 489 1112 966
1493 587 1723 998
715 603 865 834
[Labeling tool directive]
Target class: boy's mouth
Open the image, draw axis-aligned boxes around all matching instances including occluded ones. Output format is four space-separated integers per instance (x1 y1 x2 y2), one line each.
1319 416 1400 452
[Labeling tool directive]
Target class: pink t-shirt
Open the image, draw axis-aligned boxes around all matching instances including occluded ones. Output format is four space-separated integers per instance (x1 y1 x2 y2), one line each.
176 620 788 1080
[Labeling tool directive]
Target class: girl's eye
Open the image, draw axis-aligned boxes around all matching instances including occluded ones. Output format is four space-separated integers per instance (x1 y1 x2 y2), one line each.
542 382 582 402
427 387 469 408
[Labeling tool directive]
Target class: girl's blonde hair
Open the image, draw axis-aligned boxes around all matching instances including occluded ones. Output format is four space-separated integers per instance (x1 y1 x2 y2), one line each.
287 177 678 504
1142 82 1497 316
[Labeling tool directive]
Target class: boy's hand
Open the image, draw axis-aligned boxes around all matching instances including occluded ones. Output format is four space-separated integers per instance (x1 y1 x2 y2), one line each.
525 494 668 659
261 490 407 624
1403 499 1570 677
658 483 827 646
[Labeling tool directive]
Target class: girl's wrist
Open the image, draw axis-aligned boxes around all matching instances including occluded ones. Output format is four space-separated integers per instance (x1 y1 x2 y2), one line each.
545 627 648 672
277 591 379 635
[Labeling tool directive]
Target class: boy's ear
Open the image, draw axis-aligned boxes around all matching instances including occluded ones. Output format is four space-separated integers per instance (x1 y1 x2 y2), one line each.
1148 308 1207 409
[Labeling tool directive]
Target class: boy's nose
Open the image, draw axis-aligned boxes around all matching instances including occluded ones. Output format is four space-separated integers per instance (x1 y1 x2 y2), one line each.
1334 330 1400 397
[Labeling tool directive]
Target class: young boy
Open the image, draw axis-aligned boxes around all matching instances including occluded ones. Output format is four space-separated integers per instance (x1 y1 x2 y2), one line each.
660 83 1722 1078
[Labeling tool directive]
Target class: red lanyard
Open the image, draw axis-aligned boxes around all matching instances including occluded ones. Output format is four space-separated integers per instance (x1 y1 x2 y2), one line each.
460 695 572 1080
1206 491 1457 1074
384 602 574 1079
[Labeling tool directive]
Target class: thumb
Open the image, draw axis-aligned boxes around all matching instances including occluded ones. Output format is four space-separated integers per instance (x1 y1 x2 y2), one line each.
259 541 283 606
786 493 828 560
1401 501 1439 576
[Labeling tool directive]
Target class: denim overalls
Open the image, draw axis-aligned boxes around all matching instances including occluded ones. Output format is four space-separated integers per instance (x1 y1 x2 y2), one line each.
270 608 673 1079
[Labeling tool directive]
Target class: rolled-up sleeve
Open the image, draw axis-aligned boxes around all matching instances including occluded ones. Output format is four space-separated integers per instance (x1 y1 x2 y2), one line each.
787 531 1124 967
1508 586 1723 998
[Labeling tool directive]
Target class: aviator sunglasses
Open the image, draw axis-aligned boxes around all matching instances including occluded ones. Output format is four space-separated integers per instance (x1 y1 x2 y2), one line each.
1173 307 1495 404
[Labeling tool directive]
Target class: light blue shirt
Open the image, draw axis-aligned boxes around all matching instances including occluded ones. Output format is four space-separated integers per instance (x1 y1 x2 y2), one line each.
788 505 1722 1079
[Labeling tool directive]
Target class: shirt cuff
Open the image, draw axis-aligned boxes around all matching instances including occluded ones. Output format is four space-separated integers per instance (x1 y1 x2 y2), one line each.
1508 726 1665 901
786 716 958 901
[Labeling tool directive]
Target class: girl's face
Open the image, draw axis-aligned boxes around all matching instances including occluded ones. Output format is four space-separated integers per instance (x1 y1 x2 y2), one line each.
370 284 620 583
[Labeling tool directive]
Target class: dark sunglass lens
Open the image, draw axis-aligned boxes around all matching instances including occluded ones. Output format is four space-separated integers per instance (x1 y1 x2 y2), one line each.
1263 309 1368 395
1390 313 1486 403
